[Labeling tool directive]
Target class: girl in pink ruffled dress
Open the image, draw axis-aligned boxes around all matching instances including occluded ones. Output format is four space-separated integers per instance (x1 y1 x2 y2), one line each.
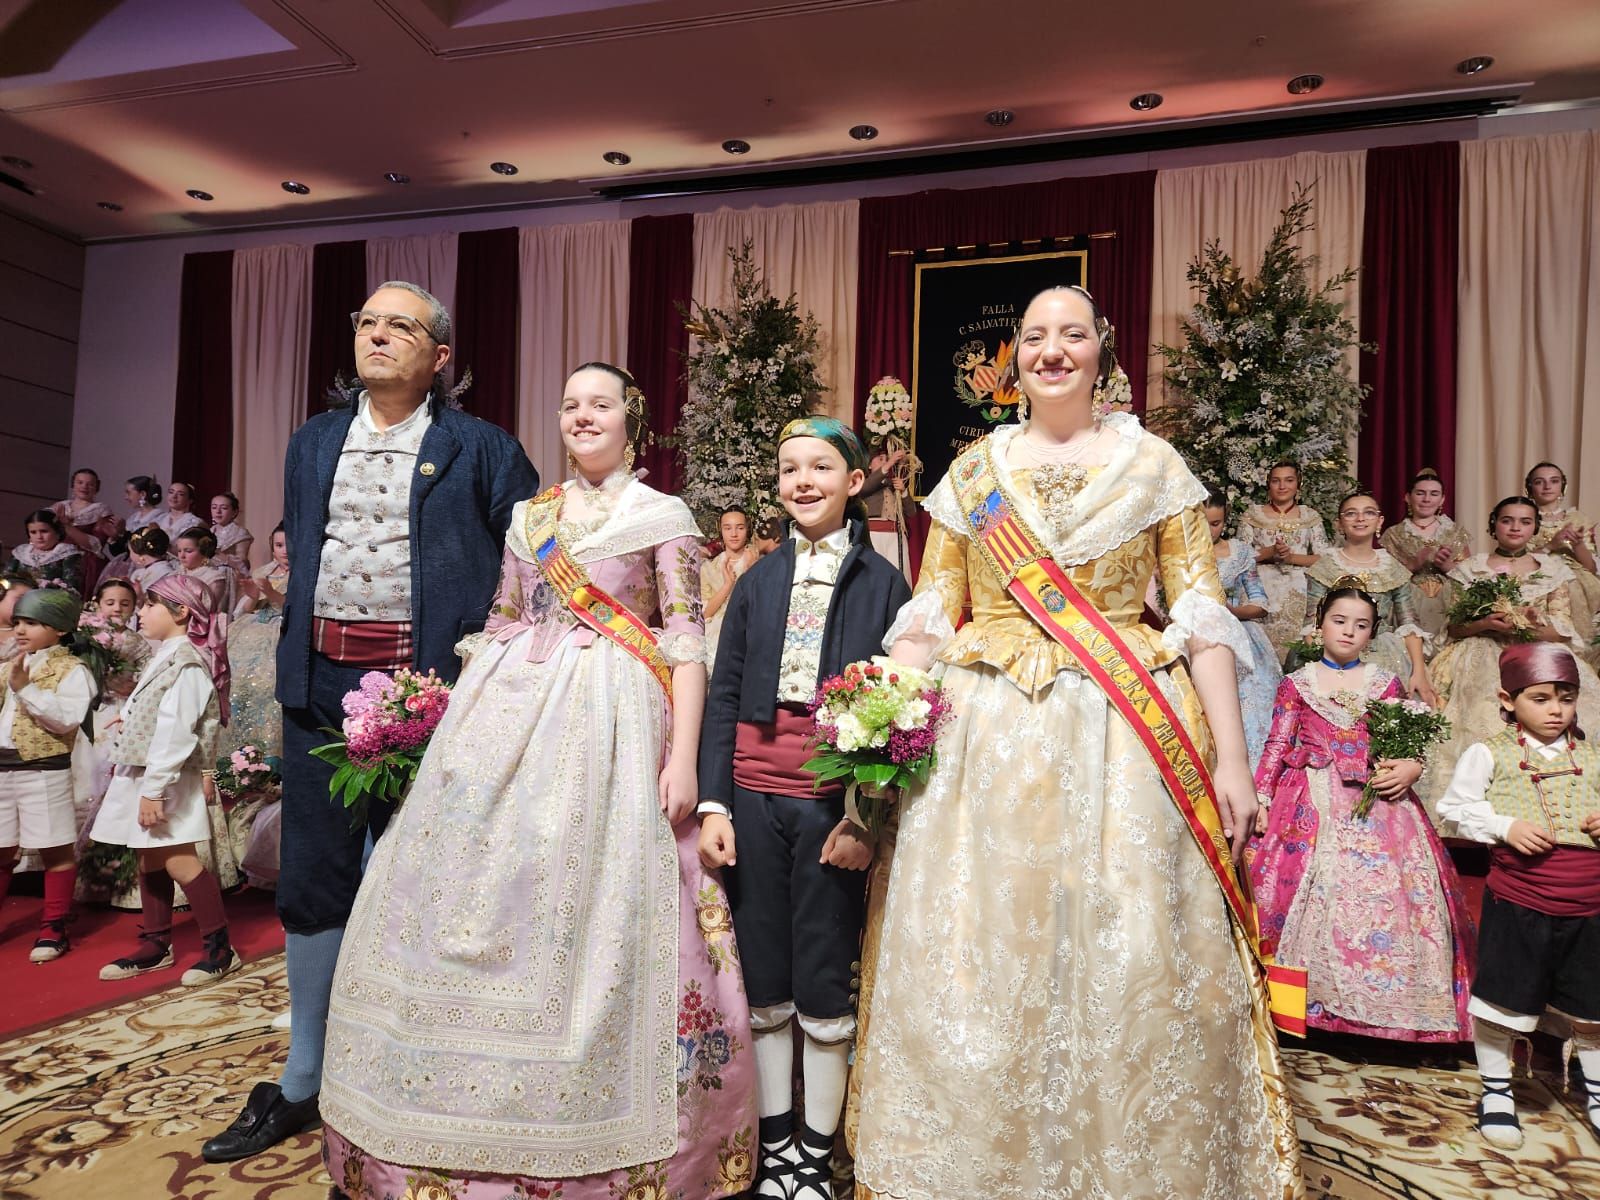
1249 584 1475 1041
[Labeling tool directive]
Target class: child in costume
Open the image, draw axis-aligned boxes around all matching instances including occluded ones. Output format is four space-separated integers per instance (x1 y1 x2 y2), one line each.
0 587 97 962
1249 584 1475 1041
1437 642 1600 1147
699 416 911 1200
1204 492 1281 766
91 574 238 986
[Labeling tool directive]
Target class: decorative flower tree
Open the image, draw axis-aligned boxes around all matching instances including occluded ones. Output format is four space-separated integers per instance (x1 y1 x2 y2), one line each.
674 242 824 527
1150 184 1369 523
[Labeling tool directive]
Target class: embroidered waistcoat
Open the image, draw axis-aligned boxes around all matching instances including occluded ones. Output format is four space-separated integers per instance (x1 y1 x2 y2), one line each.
1484 727 1600 849
112 641 220 771
11 647 85 762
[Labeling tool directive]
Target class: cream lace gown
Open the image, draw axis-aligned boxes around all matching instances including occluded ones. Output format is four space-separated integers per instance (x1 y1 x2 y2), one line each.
1242 503 1331 665
1421 552 1600 819
849 417 1302 1200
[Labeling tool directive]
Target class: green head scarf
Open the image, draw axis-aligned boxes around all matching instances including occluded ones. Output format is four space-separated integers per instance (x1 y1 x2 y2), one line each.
14 587 81 634
779 416 868 473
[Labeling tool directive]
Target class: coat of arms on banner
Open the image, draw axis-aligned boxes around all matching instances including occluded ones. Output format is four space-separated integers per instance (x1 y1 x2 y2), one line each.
953 337 1020 423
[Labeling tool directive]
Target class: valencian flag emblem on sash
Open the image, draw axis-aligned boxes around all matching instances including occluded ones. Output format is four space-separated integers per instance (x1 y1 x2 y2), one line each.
525 488 675 700
950 443 1308 1037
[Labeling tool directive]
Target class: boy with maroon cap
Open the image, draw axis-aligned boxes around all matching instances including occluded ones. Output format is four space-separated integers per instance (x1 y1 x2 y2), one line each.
1438 642 1600 1148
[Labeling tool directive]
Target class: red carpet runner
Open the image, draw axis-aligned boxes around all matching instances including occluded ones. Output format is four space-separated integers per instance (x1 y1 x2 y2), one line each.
0 887 285 1040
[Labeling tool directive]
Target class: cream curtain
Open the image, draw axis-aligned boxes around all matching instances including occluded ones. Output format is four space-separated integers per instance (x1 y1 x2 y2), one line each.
1149 151 1366 409
230 244 312 546
692 200 859 420
1456 131 1600 546
366 233 459 331
515 220 632 487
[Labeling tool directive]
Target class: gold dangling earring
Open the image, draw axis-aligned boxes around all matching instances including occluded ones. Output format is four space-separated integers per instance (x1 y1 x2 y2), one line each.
1092 378 1109 421
623 442 637 475
1016 391 1030 424
566 451 579 478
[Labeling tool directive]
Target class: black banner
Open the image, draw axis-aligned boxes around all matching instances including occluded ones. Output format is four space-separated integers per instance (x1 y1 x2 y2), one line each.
911 245 1087 498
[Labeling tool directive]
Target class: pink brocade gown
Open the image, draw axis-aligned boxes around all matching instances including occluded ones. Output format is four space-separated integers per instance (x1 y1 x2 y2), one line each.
1247 667 1475 1042
321 481 756 1200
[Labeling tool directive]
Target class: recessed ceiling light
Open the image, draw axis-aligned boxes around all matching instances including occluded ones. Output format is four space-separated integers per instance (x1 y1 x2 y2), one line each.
1 155 33 169
1287 73 1324 95
96 201 123 212
722 139 751 155
383 171 410 184
490 161 519 175
603 151 632 166
849 124 879 141
1129 93 1163 111
281 180 310 194
186 189 214 202
985 109 1015 127
1456 55 1495 75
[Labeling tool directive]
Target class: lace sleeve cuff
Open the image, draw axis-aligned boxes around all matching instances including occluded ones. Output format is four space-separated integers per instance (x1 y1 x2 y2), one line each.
454 631 492 666
1392 622 1431 651
1162 590 1255 669
882 589 958 659
658 631 709 668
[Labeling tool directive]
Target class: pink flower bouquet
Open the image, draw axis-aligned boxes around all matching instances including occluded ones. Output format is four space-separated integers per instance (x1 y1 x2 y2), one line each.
309 668 452 822
803 656 952 835
76 610 151 690
214 743 282 800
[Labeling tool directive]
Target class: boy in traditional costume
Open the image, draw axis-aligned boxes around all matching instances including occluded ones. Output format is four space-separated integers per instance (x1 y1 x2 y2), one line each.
1438 642 1600 1147
699 416 911 1200
0 588 96 962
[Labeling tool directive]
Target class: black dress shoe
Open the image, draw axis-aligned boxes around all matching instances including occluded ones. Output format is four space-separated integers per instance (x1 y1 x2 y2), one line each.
202 1081 321 1162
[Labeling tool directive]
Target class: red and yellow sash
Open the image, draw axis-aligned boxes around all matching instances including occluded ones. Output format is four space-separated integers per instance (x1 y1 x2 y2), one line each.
525 488 674 700
950 442 1307 1036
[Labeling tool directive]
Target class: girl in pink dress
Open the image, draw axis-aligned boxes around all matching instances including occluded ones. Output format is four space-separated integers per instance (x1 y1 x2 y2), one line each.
320 363 755 1200
1249 584 1476 1041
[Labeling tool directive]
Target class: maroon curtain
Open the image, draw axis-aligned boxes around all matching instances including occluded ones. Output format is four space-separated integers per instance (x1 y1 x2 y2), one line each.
1359 143 1459 518
453 227 520 434
629 213 695 494
171 250 234 500
855 170 1157 573
306 239 366 420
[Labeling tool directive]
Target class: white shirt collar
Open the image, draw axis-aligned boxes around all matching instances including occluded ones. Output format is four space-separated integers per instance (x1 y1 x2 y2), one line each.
356 393 432 437
790 525 850 555
1520 728 1571 758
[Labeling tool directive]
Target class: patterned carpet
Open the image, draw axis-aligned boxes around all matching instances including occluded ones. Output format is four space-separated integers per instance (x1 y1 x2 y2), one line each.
1 955 1595 1199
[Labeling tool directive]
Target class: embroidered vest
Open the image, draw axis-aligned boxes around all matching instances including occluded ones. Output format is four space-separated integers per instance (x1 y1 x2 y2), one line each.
111 641 220 772
10 646 86 762
1484 727 1600 849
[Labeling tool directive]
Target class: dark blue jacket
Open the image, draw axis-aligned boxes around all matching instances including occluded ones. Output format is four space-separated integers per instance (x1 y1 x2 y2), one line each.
276 399 537 709
698 517 912 805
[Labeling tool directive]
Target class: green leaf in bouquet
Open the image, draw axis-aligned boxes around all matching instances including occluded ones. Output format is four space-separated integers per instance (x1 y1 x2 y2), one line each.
308 742 348 766
855 761 900 787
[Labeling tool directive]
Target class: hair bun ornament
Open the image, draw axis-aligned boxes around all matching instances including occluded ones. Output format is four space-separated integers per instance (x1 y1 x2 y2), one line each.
1416 466 1439 478
1329 574 1369 593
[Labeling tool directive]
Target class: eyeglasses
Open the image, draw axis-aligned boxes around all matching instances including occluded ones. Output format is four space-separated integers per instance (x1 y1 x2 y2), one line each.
351 311 436 343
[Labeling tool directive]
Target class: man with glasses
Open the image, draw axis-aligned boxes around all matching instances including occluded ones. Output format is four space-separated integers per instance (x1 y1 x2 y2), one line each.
202 281 537 1163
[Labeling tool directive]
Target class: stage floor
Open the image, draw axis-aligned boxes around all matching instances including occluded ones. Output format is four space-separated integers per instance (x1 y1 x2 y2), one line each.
0 953 1595 1199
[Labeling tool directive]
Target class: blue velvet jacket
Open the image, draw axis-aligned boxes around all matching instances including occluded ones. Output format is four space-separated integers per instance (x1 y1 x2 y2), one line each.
698 517 912 806
276 397 537 709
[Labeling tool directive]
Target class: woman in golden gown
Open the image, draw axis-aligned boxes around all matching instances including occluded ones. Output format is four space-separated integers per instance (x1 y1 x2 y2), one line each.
1525 461 1600 666
850 287 1302 1200
1379 467 1472 651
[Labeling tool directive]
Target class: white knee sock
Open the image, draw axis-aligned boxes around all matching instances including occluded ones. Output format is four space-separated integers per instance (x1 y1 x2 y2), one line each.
801 1032 851 1138
752 1023 796 1121
1578 1046 1600 1130
1474 1022 1517 1117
